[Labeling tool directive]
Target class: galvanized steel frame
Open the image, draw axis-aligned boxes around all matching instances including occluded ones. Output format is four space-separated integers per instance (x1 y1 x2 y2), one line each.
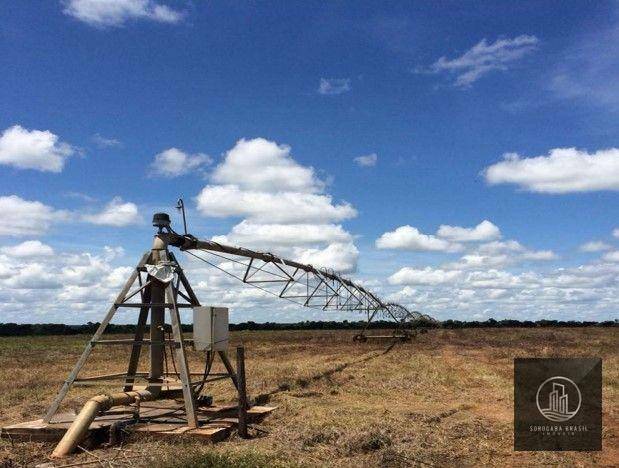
166 235 439 334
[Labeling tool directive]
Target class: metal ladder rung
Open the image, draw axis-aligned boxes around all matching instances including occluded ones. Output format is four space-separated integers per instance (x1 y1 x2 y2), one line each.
92 339 194 345
115 303 193 308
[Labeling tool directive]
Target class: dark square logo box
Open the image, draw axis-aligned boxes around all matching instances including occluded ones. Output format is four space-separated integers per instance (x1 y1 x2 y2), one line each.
514 358 602 451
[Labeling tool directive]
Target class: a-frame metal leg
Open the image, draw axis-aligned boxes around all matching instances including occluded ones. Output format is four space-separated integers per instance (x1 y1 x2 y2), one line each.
365 308 380 331
166 284 198 428
123 283 152 391
217 351 239 390
43 252 150 423
354 308 380 340
170 252 201 307
385 309 409 339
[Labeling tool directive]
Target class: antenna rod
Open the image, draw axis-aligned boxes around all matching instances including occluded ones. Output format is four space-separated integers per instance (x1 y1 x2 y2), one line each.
176 198 188 235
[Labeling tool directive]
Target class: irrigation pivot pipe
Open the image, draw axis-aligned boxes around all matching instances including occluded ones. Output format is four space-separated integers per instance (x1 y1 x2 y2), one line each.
157 228 438 327
51 389 157 458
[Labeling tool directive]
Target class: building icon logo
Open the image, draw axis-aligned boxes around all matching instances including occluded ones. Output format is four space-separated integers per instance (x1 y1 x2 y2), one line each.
515 358 601 451
536 376 581 422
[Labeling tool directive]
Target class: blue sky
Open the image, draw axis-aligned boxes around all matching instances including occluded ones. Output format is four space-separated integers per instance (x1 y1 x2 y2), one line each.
1 1 618 324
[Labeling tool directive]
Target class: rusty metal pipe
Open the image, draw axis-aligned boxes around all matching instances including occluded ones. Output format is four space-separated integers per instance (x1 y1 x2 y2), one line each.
51 389 156 458
148 234 168 397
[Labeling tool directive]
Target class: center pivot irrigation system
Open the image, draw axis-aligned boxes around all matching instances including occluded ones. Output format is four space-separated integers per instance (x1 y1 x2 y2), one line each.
163 205 438 340
3 205 437 457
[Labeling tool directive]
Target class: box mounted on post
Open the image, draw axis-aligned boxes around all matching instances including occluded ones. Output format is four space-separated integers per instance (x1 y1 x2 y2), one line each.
193 306 229 351
1 211 275 458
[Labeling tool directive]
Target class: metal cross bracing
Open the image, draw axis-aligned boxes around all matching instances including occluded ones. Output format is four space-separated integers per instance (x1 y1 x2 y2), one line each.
163 234 439 338
43 247 240 428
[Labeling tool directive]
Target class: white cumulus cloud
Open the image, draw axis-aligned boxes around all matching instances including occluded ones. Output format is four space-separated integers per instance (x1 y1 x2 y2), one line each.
0 125 76 172
195 137 360 273
449 239 556 268
0 240 54 257
151 147 212 177
376 225 462 252
377 221 501 252
580 241 612 253
211 138 323 193
296 242 359 274
0 244 158 323
602 251 619 262
476 240 524 255
196 186 356 224
483 147 619 193
3 263 62 289
521 250 558 261
63 0 184 27
380 241 619 321
437 220 501 242
445 253 512 270
212 221 352 250
82 197 142 226
0 195 69 236
196 139 356 224
388 267 463 286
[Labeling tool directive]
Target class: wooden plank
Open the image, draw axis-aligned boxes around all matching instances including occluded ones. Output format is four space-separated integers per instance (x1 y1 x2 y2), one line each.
197 404 237 414
132 423 230 442
248 405 277 416
191 427 232 442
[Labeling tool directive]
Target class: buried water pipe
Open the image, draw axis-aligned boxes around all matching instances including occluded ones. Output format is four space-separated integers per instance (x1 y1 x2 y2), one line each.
51 389 158 458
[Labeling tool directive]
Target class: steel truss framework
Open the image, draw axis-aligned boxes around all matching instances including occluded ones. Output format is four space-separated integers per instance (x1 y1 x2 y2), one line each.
43 249 239 426
164 234 439 338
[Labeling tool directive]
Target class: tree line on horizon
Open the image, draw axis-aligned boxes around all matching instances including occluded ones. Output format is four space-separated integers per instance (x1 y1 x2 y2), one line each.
0 318 616 336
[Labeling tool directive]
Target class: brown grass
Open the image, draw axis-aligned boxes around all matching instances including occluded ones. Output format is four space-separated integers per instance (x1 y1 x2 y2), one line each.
0 327 617 467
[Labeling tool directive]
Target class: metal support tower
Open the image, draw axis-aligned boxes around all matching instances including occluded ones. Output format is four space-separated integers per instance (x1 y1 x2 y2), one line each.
43 229 238 428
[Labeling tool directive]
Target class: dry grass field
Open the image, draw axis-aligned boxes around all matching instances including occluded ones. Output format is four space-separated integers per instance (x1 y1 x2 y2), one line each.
0 327 617 467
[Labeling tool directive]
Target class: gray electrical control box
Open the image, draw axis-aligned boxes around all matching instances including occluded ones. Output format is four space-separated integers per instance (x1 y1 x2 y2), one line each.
192 306 229 351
